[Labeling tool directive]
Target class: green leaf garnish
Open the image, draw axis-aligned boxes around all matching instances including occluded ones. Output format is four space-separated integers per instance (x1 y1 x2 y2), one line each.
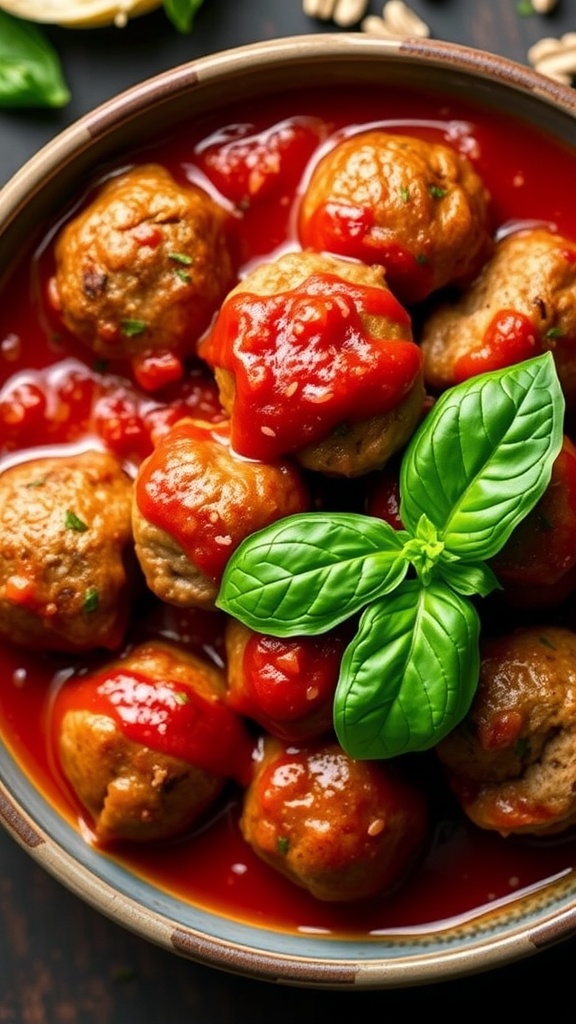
64 510 88 532
84 586 99 612
163 0 205 33
121 319 147 338
217 354 564 760
334 581 480 758
0 12 70 109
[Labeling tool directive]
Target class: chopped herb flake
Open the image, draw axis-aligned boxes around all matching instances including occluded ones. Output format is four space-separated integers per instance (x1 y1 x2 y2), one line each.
169 252 194 266
65 510 88 532
175 268 192 284
84 586 99 612
25 477 47 488
277 836 290 855
546 327 564 340
428 184 448 199
174 690 190 705
121 319 147 337
400 185 410 203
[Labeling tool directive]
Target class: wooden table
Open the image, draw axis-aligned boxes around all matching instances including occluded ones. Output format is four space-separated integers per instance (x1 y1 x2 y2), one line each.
1 1 576 1019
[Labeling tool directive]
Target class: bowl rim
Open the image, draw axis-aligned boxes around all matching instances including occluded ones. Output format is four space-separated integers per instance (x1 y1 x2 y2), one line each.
3 32 576 989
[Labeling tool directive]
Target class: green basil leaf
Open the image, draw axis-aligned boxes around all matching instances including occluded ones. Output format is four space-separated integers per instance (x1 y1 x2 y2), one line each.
435 556 500 597
400 353 564 561
217 512 409 636
0 13 70 109
163 0 205 33
334 579 480 759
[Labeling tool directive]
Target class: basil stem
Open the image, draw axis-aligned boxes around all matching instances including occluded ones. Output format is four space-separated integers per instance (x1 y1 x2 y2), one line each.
0 13 70 109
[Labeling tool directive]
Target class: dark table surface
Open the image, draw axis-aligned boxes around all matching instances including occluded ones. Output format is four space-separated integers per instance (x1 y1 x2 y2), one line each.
2 1 576 1019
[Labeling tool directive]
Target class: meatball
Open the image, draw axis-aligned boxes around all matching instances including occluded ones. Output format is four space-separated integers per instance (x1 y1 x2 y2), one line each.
298 130 493 305
199 250 425 476
54 640 254 843
132 418 310 609
225 618 347 742
420 227 576 401
240 736 428 901
48 164 236 390
0 450 135 651
436 626 576 836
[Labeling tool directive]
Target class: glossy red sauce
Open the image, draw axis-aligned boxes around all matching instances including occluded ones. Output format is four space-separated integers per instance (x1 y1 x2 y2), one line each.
2 84 576 936
51 664 254 785
454 309 541 382
201 272 419 460
134 418 309 581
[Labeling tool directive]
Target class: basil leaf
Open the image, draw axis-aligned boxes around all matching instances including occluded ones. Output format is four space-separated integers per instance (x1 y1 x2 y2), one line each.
0 13 70 109
400 353 564 561
334 579 480 759
163 0 205 33
435 556 500 597
217 512 409 636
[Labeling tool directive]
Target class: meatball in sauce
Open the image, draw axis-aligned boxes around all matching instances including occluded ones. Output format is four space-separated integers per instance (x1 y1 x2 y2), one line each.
200 250 425 476
53 639 255 844
437 626 576 836
132 418 310 609
298 130 493 305
48 164 237 391
241 736 428 902
0 450 135 652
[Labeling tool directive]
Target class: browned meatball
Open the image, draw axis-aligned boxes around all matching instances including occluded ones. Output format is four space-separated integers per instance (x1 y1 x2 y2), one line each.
48 164 236 390
54 640 254 843
0 451 135 651
298 130 493 305
225 618 347 743
200 250 425 476
436 626 576 836
240 736 428 901
132 418 310 609
420 227 576 401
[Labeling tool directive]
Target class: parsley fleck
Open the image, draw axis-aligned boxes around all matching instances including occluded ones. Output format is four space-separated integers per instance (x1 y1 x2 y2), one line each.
173 690 190 705
428 184 447 199
415 253 428 265
277 836 290 855
84 586 99 612
169 252 193 266
175 268 192 284
25 477 47 488
65 510 88 532
400 185 411 203
121 319 147 337
546 327 564 340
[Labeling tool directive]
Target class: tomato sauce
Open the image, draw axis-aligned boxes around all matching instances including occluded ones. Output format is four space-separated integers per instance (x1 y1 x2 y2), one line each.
2 83 576 936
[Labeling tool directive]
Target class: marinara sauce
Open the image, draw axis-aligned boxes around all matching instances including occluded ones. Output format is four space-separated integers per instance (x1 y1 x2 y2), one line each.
2 84 576 936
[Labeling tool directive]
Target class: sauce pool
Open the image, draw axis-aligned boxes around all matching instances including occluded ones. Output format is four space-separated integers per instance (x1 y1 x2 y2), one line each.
2 83 576 936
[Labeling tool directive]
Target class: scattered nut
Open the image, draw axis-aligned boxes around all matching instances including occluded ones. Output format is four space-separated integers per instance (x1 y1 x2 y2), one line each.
302 0 369 28
531 0 559 13
528 32 576 86
361 2 431 41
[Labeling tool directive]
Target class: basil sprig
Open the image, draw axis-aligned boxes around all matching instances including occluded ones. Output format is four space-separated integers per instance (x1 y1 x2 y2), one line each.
217 353 564 759
0 13 70 109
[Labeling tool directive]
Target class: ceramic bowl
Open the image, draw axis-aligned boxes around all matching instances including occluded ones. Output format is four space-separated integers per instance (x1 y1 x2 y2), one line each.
2 34 576 989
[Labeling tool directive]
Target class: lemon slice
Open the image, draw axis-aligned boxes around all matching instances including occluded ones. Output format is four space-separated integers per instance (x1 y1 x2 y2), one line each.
0 0 162 27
